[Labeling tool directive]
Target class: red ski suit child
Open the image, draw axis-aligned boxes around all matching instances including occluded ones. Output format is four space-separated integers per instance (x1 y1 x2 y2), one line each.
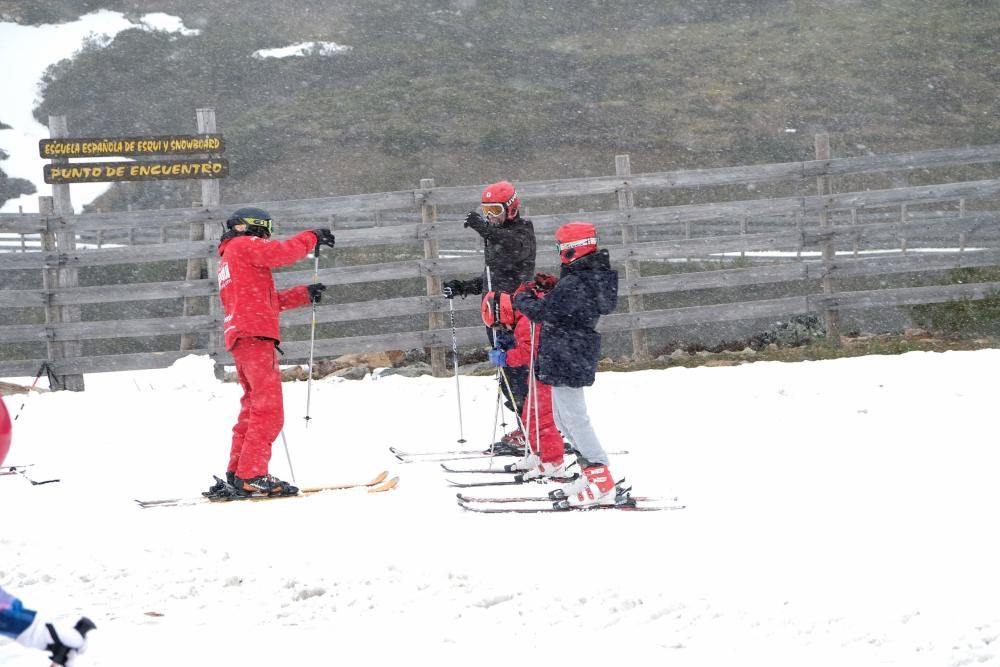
504 289 563 466
217 230 317 480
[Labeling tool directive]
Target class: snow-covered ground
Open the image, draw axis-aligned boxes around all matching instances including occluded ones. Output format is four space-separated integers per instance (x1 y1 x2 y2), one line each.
1 350 999 666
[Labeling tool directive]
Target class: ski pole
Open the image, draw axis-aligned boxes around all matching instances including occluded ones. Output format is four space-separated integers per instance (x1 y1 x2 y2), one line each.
11 362 50 423
489 376 502 455
447 295 466 443
484 266 507 432
497 367 525 434
305 244 321 427
279 429 296 484
529 321 540 456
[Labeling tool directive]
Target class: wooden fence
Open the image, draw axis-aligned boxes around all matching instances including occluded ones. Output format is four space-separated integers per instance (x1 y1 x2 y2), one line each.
3 139 1000 389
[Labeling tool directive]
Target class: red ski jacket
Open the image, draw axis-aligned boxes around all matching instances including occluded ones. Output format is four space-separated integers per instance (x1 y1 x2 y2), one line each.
217 231 317 350
505 306 538 369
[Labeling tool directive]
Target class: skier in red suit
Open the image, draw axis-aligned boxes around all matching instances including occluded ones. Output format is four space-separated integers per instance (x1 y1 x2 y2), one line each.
482 276 566 480
205 207 335 498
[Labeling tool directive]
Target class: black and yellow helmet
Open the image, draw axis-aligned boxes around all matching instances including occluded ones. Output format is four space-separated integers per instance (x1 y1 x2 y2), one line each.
226 206 273 237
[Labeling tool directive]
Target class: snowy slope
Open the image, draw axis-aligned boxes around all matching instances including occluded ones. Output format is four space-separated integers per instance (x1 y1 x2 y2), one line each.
1 351 999 667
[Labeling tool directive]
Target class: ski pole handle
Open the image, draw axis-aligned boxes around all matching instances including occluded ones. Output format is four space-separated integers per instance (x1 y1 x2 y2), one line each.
49 617 96 666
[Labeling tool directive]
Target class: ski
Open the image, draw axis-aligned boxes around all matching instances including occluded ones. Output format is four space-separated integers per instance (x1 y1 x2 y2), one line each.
440 463 519 475
440 460 581 476
394 452 518 464
210 476 399 504
390 446 483 457
445 477 534 489
456 492 676 504
389 443 526 459
457 499 685 514
136 471 394 509
0 464 59 485
390 445 629 462
0 464 34 475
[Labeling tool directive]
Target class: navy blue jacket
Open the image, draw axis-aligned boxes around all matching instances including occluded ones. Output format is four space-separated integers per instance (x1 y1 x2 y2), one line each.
514 249 618 387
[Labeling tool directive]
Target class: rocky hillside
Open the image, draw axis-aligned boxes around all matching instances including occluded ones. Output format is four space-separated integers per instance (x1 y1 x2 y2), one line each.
7 0 1000 211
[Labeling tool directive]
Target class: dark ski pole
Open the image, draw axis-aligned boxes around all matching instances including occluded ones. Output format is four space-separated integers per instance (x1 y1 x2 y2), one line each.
12 362 50 424
447 294 466 444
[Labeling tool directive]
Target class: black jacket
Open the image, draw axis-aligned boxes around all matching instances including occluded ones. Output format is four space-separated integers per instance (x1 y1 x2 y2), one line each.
463 216 536 294
513 249 618 387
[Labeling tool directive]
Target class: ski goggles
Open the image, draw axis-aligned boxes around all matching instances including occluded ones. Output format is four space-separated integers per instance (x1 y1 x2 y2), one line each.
480 203 506 218
240 216 273 234
557 236 599 253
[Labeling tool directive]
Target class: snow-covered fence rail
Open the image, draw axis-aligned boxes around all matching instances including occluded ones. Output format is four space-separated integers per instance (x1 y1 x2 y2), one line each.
3 140 1000 387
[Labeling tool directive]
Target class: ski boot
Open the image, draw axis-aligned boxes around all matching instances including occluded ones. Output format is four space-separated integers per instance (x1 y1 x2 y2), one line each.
553 464 616 509
489 430 527 457
503 452 538 473
517 458 570 483
232 474 299 498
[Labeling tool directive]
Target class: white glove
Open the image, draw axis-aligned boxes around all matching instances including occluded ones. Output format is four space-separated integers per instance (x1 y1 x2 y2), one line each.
16 614 89 665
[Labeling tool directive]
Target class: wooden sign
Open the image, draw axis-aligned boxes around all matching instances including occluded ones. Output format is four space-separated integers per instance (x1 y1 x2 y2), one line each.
39 134 225 158
44 158 229 184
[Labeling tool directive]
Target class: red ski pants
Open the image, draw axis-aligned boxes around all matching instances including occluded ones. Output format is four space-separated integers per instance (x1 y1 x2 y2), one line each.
228 337 284 479
522 380 563 464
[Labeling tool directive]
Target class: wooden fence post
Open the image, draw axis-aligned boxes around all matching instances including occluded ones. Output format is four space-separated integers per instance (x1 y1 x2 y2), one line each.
615 154 648 360
195 108 223 372
180 215 205 351
815 132 841 346
420 178 447 377
38 196 64 388
47 116 85 390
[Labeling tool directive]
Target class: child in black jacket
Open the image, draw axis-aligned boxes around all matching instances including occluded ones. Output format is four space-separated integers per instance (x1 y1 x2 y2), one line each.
514 221 619 507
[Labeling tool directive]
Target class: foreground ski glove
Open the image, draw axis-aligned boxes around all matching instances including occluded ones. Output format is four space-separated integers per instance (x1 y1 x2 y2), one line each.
442 279 468 299
307 283 327 303
488 349 507 367
17 614 91 666
313 229 336 248
464 211 487 233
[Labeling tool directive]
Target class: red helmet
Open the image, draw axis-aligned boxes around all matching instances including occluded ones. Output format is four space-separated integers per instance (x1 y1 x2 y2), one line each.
555 221 599 264
0 396 11 468
481 181 520 222
480 291 516 328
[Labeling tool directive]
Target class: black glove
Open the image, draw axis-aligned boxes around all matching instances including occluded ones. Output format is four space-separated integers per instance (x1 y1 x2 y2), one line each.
442 279 467 299
464 211 490 237
464 211 485 229
494 329 516 351
313 229 336 248
307 283 327 303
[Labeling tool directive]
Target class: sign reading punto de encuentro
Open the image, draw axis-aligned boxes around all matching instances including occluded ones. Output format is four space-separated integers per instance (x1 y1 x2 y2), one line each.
40 133 228 184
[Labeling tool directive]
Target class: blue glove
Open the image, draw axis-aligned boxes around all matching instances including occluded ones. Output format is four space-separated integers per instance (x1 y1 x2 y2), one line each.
488 349 507 368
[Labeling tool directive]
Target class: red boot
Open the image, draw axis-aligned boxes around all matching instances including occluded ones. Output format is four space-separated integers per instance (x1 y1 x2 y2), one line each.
563 464 616 508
